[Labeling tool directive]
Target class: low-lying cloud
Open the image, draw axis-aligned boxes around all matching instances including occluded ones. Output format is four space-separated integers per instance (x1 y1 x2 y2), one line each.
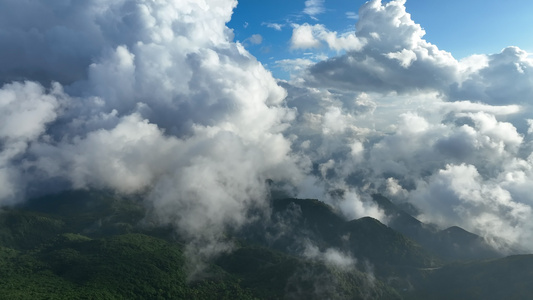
1 0 533 256
0 0 303 258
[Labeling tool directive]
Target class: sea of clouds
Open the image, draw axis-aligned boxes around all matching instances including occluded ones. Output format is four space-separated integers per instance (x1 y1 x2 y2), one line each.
1 0 532 254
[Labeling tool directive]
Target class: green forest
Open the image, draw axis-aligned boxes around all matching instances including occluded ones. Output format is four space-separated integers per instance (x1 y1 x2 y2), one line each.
1 190 532 299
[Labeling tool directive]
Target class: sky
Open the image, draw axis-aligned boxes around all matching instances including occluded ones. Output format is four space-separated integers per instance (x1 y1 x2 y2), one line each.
1 0 533 260
228 0 533 79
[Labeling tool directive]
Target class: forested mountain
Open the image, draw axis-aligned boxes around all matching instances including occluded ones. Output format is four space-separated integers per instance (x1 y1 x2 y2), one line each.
1 191 531 299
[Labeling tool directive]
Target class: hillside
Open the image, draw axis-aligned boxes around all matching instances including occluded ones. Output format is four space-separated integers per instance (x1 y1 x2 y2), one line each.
0 190 531 299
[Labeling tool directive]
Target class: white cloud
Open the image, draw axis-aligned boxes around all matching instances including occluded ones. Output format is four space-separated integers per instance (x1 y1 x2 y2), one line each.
290 23 366 51
303 242 357 269
437 101 521 116
287 0 533 254
2 0 533 257
299 0 457 93
346 12 359 20
296 0 533 110
282 0 533 248
262 22 285 31
411 163 533 252
0 81 65 205
334 190 386 222
291 24 322 49
0 82 63 141
450 47 533 105
303 0 325 18
385 49 417 68
528 120 533 134
248 34 263 45
0 0 305 263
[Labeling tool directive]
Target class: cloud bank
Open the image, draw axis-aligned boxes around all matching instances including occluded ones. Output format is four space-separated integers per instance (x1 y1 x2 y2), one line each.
0 0 304 259
2 0 533 256
284 0 533 252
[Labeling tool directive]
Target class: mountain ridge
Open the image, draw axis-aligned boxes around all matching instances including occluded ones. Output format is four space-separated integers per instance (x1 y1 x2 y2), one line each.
0 190 531 299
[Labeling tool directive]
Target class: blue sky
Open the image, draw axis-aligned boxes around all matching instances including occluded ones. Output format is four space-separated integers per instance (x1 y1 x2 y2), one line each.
228 0 533 79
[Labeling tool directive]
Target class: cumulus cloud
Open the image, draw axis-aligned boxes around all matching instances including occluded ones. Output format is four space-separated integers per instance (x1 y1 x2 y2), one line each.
450 46 533 105
281 0 533 252
290 23 366 51
291 24 322 49
0 0 305 263
0 82 63 142
288 0 457 93
3 0 533 259
296 0 533 107
0 82 65 204
410 163 533 252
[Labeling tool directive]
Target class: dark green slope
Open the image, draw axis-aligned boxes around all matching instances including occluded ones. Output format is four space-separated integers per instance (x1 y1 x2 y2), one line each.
0 209 65 249
0 191 402 299
343 217 435 268
267 198 345 251
409 255 533 300
216 246 401 300
1 190 532 299
22 190 149 237
0 192 255 299
0 231 256 299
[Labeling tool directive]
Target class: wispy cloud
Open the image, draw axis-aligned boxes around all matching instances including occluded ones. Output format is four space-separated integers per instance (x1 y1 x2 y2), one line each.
262 22 285 31
346 11 359 20
303 0 325 18
248 34 263 45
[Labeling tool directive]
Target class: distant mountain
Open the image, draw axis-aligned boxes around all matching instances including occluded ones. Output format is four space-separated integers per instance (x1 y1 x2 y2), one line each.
0 190 532 299
343 217 435 268
257 198 437 268
371 194 502 261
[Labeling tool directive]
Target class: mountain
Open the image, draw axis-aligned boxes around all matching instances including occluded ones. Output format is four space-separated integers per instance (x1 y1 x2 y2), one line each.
0 231 256 299
371 194 502 261
342 217 435 268
216 245 400 300
0 190 532 299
